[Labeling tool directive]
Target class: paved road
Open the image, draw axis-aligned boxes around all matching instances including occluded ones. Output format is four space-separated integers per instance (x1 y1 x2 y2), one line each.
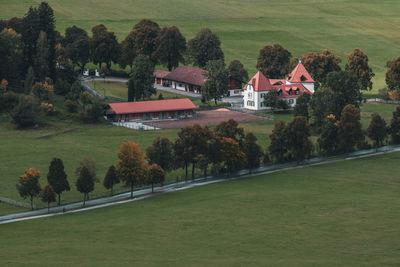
1 145 399 225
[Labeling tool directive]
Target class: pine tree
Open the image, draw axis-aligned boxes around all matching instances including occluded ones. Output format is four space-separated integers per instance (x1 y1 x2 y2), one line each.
47 158 70 205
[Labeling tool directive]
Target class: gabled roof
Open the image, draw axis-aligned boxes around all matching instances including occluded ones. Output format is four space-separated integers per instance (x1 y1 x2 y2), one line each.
274 83 311 98
287 62 314 83
154 70 170 79
164 66 208 87
107 98 196 115
247 71 272 91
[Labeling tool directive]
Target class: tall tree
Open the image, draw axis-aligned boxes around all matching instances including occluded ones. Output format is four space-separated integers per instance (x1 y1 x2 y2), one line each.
64 26 90 73
0 28 23 88
90 24 120 70
115 141 148 198
147 164 165 193
76 165 95 207
47 157 70 205
11 95 40 128
228 60 249 83
243 133 263 172
284 116 313 164
263 90 279 112
17 168 41 210
301 50 341 84
317 114 339 155
128 54 155 101
390 106 400 144
153 26 186 71
33 31 49 81
345 48 374 91
214 119 245 144
202 59 229 104
268 120 287 163
385 56 400 92
323 70 361 119
218 137 247 176
75 157 97 184
41 183 56 212
103 165 120 196
146 137 174 172
367 113 387 149
293 92 311 121
309 87 335 128
119 31 136 71
338 104 363 153
187 28 224 68
256 43 291 78
132 19 160 63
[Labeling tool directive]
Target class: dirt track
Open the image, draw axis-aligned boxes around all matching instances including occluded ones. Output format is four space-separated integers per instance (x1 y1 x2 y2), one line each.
144 109 267 129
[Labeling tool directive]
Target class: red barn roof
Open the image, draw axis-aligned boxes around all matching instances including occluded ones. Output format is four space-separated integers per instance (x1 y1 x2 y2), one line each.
287 62 314 83
107 98 196 115
154 70 170 78
164 66 208 87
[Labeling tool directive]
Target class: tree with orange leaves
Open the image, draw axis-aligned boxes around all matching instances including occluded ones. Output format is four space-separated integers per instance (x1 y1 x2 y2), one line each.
218 137 247 176
17 168 42 210
115 141 148 198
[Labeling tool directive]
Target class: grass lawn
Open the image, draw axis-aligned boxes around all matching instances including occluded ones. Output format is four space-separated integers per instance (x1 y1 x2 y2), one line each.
0 203 25 216
0 102 397 208
2 0 400 93
1 152 399 265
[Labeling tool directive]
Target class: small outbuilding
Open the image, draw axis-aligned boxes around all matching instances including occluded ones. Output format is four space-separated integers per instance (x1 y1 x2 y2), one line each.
153 70 171 85
164 66 207 94
105 98 196 122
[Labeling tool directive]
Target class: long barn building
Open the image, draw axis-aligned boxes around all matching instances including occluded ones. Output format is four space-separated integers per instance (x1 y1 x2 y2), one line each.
105 98 196 122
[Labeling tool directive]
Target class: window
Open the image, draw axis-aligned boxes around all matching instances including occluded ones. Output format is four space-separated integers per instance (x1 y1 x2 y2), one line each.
278 90 282 96
247 101 255 106
248 92 252 98
289 89 293 95
295 89 300 95
288 99 294 104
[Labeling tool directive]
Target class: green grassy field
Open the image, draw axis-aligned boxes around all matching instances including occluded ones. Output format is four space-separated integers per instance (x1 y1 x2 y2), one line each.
0 101 396 210
2 0 400 92
1 152 399 265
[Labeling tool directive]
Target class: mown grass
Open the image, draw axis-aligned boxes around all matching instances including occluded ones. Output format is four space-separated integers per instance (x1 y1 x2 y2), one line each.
1 0 400 92
1 152 399 265
0 101 396 209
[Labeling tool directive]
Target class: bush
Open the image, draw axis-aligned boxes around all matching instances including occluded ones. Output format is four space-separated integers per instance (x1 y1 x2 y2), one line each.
64 99 79 113
79 98 104 123
55 80 71 95
0 91 19 112
40 102 56 116
378 87 390 100
11 96 40 128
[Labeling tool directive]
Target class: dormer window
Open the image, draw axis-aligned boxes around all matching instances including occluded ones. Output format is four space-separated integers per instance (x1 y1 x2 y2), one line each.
300 75 307 82
278 90 282 96
295 88 300 95
289 89 293 95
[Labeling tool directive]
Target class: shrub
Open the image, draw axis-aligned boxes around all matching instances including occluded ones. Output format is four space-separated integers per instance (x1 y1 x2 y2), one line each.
55 80 71 95
11 95 40 128
0 91 19 112
378 87 390 100
64 99 78 113
40 102 56 116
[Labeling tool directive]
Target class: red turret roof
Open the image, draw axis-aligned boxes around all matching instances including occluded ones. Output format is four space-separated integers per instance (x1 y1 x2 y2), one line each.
248 71 272 91
287 62 314 83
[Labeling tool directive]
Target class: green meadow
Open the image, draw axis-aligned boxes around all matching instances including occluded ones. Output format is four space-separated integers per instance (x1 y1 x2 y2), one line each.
1 152 400 265
2 0 400 91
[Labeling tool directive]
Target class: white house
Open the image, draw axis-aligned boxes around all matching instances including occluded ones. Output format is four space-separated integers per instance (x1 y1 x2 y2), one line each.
243 61 314 110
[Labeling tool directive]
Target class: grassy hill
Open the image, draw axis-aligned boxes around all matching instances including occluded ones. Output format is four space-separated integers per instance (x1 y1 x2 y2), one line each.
1 152 400 265
2 0 400 91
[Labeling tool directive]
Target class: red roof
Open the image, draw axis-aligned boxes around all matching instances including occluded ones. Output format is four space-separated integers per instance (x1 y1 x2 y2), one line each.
287 62 314 83
274 83 311 98
107 98 196 115
164 66 208 87
248 71 272 91
154 70 170 79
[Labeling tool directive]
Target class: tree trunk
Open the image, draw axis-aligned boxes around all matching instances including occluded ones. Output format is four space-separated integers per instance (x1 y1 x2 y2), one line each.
58 193 61 206
48 202 50 213
130 183 134 198
185 163 188 180
152 182 154 193
30 196 33 210
214 98 217 105
192 162 195 180
111 185 114 196
83 193 86 207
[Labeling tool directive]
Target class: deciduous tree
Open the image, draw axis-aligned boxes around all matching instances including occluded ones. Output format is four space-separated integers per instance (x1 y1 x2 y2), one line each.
338 104 363 153
41 183 56 212
115 141 148 198
147 164 165 193
228 60 248 83
285 116 313 164
11 95 40 128
293 92 311 121
256 43 291 78
47 157 70 205
345 48 374 91
119 31 136 71
243 133 263 172
64 26 90 73
301 50 341 84
17 168 41 210
76 165 94 207
187 28 224 68
309 87 335 128
385 56 400 92
128 54 155 101
367 113 387 149
390 106 400 144
103 165 120 196
31 81 54 100
202 59 229 104
154 26 186 71
90 24 120 70
132 19 160 63
218 137 246 176
214 119 245 144
268 120 287 163
75 157 97 184
146 137 174 172
317 114 339 155
263 90 279 112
